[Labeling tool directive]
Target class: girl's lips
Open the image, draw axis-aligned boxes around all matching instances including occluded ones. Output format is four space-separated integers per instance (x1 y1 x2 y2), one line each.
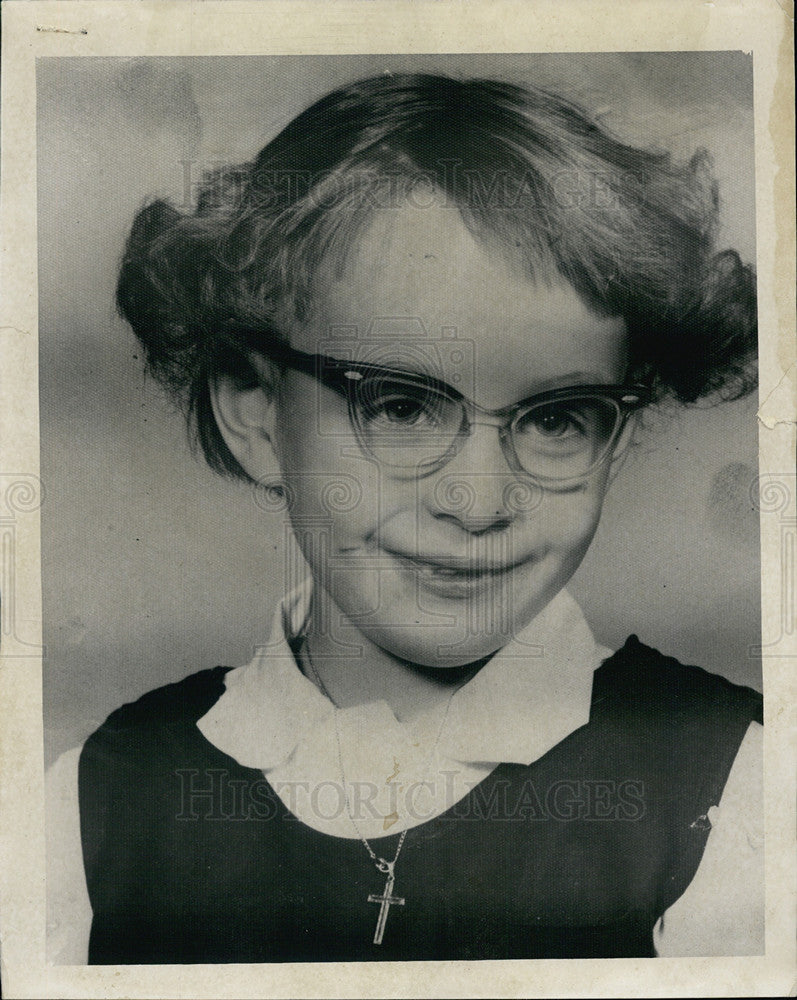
384 549 524 579
386 549 524 600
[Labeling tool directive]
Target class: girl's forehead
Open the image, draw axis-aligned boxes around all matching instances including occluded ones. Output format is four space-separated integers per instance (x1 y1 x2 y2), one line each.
293 204 629 400
317 202 506 309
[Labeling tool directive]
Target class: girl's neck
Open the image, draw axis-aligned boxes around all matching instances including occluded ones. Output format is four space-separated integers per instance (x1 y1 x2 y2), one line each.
299 597 490 723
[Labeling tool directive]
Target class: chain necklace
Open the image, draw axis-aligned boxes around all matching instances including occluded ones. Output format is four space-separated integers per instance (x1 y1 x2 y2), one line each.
301 637 458 946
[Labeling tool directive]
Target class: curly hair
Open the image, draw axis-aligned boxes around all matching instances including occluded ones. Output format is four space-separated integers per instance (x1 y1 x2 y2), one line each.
116 73 757 479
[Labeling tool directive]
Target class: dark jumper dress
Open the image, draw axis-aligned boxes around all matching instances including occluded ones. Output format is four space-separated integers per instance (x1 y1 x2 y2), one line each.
79 635 762 962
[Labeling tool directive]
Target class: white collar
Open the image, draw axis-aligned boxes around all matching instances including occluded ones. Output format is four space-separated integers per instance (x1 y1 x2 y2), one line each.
197 579 610 772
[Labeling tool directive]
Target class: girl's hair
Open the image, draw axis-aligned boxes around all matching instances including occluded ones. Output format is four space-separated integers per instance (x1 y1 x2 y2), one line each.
117 73 757 480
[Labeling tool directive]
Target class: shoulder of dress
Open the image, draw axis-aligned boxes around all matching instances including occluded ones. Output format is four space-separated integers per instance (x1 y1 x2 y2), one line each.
82 666 233 751
594 635 762 725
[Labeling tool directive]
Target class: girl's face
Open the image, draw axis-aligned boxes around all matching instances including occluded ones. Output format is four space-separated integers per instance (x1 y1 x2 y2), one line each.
270 203 629 667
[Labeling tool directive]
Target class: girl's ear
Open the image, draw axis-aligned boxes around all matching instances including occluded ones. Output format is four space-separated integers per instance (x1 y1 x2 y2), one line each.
210 367 280 483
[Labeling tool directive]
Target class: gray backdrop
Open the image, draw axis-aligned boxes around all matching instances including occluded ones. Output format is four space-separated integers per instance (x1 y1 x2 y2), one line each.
38 53 760 765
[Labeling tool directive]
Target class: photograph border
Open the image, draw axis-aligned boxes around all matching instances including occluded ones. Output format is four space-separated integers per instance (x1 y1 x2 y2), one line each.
1 2 794 998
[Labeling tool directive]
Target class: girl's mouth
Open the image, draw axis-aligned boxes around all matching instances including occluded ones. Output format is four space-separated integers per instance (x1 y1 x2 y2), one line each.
385 549 524 596
386 549 521 574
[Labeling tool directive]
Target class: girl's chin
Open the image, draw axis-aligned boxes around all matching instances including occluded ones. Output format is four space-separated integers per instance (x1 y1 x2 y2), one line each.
322 564 563 666
363 624 522 670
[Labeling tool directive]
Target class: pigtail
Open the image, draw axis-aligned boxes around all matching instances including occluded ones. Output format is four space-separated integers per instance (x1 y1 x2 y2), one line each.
117 199 207 391
663 249 758 403
116 195 261 479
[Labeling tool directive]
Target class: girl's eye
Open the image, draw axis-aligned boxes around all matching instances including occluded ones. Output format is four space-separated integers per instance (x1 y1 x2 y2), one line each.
375 396 429 425
357 379 448 430
519 403 584 439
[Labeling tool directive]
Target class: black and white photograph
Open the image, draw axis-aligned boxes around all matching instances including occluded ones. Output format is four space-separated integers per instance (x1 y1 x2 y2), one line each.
1 4 794 997
40 50 765 963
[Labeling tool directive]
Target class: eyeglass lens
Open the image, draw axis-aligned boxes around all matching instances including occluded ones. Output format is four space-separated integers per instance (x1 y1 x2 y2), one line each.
350 374 623 481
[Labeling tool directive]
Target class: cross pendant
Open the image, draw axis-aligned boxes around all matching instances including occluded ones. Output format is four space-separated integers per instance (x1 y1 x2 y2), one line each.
367 870 405 945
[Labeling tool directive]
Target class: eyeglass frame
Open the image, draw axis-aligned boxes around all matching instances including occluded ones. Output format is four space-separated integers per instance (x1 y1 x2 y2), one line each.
226 327 652 488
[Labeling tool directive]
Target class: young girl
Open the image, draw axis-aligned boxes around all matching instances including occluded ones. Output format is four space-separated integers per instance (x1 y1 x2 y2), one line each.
47 72 762 962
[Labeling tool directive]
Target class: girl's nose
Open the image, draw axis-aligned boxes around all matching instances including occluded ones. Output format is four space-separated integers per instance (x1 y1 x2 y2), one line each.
426 422 535 535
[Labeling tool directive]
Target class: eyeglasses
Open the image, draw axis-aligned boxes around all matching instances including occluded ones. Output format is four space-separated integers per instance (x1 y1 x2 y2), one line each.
231 331 651 488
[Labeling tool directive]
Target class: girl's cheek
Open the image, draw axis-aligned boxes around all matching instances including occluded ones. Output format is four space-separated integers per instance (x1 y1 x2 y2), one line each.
538 486 607 549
